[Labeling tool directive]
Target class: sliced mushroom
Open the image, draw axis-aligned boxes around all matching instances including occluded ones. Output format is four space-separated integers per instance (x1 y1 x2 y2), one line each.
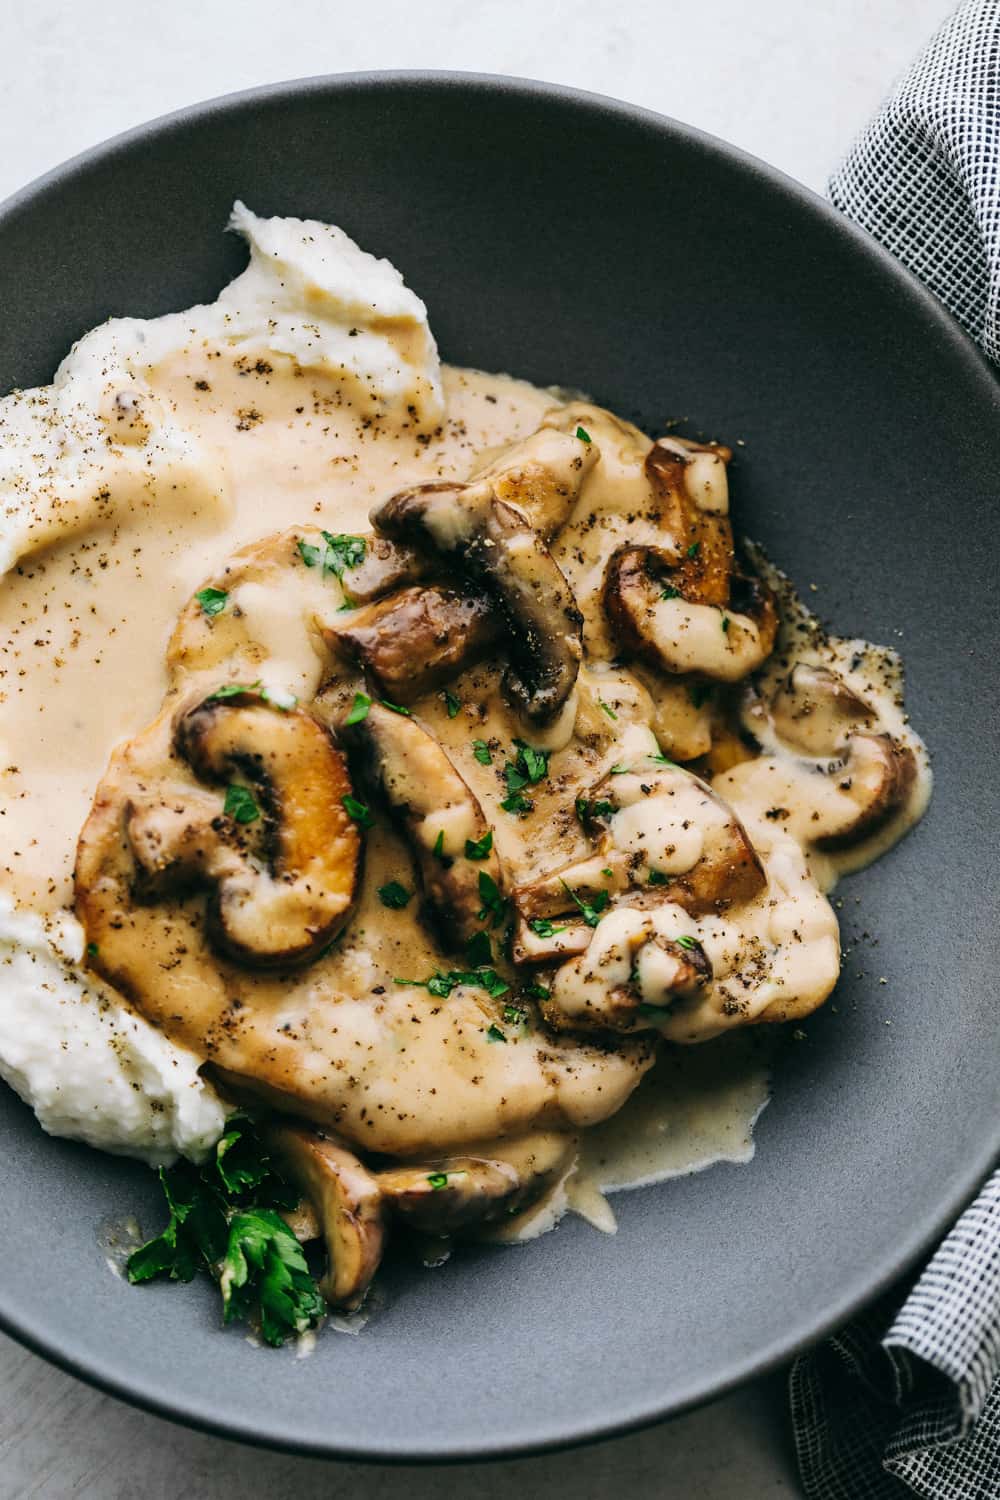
511 762 765 965
377 1131 576 1233
126 688 361 967
470 421 599 538
736 663 918 850
325 584 500 704
604 544 778 683
602 437 777 683
341 701 502 947
541 907 712 1034
340 534 429 605
266 1122 385 1309
371 481 582 723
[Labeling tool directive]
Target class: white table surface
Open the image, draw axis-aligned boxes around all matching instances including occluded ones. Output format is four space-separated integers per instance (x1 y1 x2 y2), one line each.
0 1 954 1495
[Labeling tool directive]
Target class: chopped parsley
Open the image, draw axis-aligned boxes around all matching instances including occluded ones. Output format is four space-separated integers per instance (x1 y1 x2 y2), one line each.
465 829 494 861
427 1172 449 1190
502 1004 529 1030
396 967 510 1000
85 941 99 958
486 1024 508 1043
342 795 375 829
465 930 493 967
500 741 549 815
472 739 493 766
207 680 261 702
661 585 680 601
575 425 592 444
529 917 566 938
598 700 618 721
576 796 616 823
525 982 550 1000
610 763 630 775
345 690 372 725
195 586 228 617
686 541 701 559
649 752 680 767
560 881 609 928
224 784 260 825
601 867 614 877
444 690 462 719
377 880 411 909
297 532 367 600
432 829 446 859
675 934 697 950
477 871 507 927
126 1114 321 1348
721 616 731 634
380 699 410 716
648 869 668 886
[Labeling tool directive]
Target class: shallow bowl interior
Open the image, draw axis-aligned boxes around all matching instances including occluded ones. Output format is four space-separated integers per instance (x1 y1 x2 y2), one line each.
0 73 998 1461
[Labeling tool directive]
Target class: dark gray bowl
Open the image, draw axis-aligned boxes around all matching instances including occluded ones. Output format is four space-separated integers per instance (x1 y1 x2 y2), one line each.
0 73 998 1463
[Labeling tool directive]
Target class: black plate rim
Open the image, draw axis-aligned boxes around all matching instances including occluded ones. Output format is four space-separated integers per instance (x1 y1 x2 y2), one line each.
0 69 997 1464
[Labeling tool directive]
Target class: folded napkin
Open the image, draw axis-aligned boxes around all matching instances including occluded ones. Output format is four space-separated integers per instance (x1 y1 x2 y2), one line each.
791 4 1000 1495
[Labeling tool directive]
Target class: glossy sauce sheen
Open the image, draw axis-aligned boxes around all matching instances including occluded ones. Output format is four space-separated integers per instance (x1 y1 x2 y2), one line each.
0 208 930 1222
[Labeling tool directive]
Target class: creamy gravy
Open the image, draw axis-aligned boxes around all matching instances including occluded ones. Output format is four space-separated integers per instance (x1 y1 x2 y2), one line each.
0 206 931 1253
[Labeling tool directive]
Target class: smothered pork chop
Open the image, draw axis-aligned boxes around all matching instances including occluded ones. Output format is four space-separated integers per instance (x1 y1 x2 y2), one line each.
0 206 929 1339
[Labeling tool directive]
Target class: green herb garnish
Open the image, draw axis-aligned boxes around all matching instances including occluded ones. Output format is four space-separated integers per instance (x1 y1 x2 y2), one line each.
472 739 493 766
465 829 494 861
486 1024 507 1043
598 700 618 721
477 871 507 927
465 930 493 967
342 795 375 829
649 752 680 767
610 763 629 775
396 967 510 1001
207 680 261 702
380 699 411 716
560 881 609 928
661 585 680 600
675 934 697 950
575 425 592 444
444 691 461 719
525 982 550 1000
433 829 446 859
126 1114 319 1348
86 941 99 958
224 784 260 824
686 541 700 559
427 1172 449 1190
648 869 668 886
529 917 566 938
195 586 228 617
721 616 731 634
345 690 372 725
377 880 411 909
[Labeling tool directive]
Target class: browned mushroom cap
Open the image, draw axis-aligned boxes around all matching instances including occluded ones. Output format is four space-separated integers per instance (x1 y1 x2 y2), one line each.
371 481 583 723
340 701 503 947
265 1122 385 1309
340 534 429 605
125 689 361 967
604 544 778 683
602 437 776 683
377 1131 576 1233
740 663 918 849
324 585 501 704
540 927 712 1035
510 763 765 964
470 422 599 538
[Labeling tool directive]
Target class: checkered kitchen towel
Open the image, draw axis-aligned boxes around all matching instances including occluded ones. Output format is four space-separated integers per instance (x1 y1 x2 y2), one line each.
791 5 1000 1496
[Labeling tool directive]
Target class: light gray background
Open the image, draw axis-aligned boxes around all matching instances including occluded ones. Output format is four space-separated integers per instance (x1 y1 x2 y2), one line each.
0 1 953 1495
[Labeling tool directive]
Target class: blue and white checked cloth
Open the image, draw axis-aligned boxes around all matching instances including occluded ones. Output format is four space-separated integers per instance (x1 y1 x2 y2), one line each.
791 4 1000 1495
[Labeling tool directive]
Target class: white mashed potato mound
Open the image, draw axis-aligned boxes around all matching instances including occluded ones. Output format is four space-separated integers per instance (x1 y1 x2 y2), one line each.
0 201 443 573
0 898 226 1164
0 204 444 1162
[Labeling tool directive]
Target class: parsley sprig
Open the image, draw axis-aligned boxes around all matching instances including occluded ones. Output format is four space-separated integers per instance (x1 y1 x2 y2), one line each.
126 1115 324 1347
